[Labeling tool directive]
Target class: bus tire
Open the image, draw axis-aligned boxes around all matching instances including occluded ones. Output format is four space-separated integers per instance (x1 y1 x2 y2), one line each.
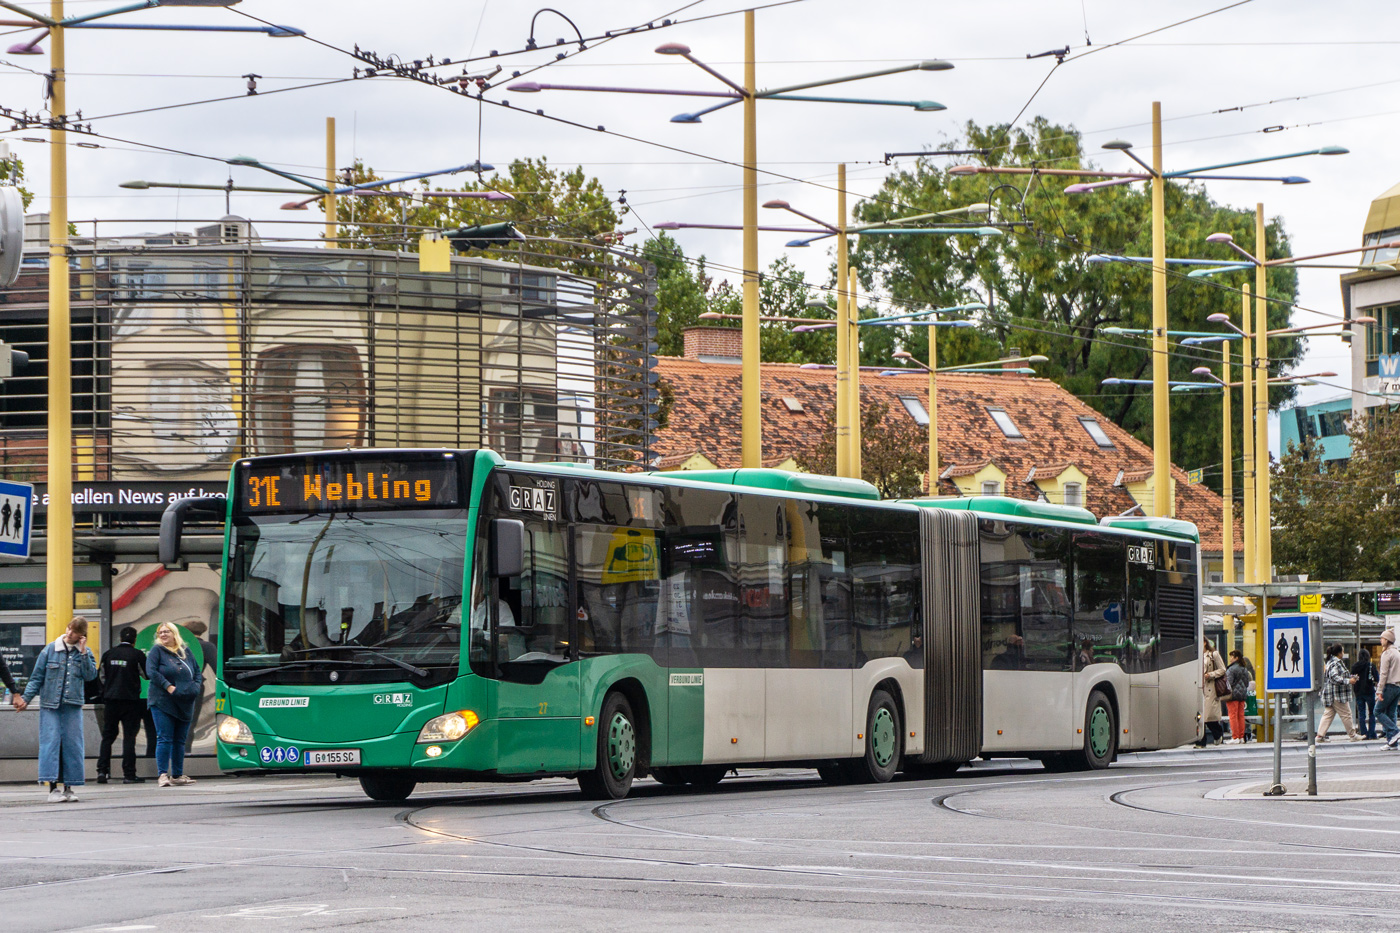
650 767 686 786
847 689 903 784
1067 690 1117 771
681 765 726 787
579 692 637 800
903 760 965 779
359 774 416 801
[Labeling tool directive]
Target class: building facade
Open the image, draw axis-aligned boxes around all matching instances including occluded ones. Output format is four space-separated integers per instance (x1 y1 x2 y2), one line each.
0 216 658 758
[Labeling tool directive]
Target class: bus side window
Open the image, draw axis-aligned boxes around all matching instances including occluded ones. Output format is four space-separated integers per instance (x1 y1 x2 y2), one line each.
1127 543 1157 673
1071 532 1127 670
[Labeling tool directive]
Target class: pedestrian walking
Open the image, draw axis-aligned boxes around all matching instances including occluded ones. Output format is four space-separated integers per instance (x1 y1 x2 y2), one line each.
2 649 26 709
1376 629 1400 749
1316 644 1362 742
1225 650 1251 743
19 618 98 802
146 622 203 787
1196 638 1228 747
96 626 148 784
1352 647 1379 740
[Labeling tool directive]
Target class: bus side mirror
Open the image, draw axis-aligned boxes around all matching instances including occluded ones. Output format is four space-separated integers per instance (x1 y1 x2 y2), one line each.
158 496 228 569
490 518 525 578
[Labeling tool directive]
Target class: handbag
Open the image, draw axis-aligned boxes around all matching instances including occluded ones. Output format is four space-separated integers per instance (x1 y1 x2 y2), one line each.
1214 674 1231 698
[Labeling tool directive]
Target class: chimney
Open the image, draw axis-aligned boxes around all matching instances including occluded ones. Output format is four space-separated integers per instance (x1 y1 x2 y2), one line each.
1003 346 1021 375
683 325 742 363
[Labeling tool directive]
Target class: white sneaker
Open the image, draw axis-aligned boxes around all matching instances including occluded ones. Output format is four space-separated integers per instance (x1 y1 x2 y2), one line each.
157 773 171 787
61 787 78 802
170 775 195 786
45 788 64 803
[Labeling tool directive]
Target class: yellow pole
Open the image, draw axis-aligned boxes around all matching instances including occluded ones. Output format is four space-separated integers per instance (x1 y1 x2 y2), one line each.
834 163 850 477
46 0 72 640
1254 203 1271 584
1150 102 1171 518
1221 340 1234 623
740 10 760 468
1240 286 1254 586
927 326 939 494
850 278 862 479
324 116 336 247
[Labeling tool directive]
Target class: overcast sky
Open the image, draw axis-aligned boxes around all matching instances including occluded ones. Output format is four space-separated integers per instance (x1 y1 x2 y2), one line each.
3 0 1392 447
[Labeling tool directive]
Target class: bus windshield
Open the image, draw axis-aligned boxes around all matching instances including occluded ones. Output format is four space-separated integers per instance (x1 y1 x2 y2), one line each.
225 510 468 683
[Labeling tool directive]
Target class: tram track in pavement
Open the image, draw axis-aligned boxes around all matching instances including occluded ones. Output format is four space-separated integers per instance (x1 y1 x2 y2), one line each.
392 765 1400 923
8 758 1400 926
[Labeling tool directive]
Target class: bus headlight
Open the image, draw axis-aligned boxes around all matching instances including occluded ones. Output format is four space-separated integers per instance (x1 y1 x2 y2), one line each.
417 710 479 743
217 715 254 746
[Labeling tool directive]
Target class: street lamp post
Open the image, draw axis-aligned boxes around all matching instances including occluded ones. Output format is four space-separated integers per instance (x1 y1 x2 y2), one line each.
888 348 1045 492
516 32 954 469
0 0 300 640
953 107 1346 518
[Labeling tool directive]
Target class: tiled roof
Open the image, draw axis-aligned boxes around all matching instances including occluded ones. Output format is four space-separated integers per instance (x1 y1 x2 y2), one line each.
653 357 1242 555
1026 462 1075 481
942 459 996 478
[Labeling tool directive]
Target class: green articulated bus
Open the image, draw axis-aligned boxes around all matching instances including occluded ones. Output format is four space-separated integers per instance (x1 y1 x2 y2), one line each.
161 448 1203 801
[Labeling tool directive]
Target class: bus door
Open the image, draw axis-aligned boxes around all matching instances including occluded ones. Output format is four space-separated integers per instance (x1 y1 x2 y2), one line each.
1125 540 1159 749
493 519 582 774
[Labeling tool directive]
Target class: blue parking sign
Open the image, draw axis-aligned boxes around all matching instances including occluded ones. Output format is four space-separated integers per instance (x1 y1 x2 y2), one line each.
0 480 33 559
1264 614 1315 693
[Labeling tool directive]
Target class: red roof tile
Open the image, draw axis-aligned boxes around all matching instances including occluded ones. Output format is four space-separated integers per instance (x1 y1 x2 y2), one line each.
653 357 1242 555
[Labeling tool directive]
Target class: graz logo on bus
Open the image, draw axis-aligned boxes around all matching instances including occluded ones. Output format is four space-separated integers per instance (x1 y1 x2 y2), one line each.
373 692 413 707
509 484 556 517
1127 544 1156 566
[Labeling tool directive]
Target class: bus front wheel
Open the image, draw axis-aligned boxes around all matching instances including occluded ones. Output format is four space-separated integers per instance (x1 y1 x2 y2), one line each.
359 774 416 801
579 692 637 800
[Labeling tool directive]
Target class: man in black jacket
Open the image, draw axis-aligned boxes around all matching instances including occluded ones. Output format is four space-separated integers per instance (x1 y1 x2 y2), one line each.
96 627 148 784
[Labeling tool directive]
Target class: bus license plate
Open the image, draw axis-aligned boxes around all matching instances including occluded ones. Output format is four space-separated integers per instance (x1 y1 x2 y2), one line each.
305 749 360 767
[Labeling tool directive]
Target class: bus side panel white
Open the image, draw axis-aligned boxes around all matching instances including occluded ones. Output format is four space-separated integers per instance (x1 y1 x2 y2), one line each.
1128 670 1160 750
764 669 851 759
1157 659 1200 748
852 659 925 759
701 668 766 763
981 670 1074 751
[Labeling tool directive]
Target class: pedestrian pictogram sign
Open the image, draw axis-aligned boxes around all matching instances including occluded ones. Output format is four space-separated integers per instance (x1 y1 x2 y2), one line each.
0 479 33 559
1298 593 1321 613
1264 613 1319 693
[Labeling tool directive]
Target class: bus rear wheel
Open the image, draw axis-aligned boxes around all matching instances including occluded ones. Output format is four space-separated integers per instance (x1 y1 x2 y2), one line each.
359 774 416 801
845 689 903 784
579 692 637 800
1065 690 1117 771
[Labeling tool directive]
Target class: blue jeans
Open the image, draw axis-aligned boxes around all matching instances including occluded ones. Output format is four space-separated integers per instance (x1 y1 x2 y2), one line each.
1354 692 1377 738
1376 684 1400 743
151 708 191 778
38 703 86 786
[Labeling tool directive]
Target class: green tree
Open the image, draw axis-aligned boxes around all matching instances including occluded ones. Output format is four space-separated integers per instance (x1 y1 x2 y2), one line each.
326 157 620 267
1273 410 1400 582
851 118 1303 488
1 154 33 208
797 400 928 498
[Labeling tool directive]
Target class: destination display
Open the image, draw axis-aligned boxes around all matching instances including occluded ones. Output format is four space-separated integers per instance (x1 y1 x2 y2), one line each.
237 457 461 514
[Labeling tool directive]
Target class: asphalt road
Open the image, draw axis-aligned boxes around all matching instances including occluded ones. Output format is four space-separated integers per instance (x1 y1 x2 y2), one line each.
3 742 1399 933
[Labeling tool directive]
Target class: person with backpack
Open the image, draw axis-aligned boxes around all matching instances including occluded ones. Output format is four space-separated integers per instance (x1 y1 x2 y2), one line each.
1317 644 1361 742
1225 649 1251 744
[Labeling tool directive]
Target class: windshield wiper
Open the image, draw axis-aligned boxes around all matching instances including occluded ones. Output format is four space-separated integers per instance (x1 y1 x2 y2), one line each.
289 645 429 678
233 658 373 682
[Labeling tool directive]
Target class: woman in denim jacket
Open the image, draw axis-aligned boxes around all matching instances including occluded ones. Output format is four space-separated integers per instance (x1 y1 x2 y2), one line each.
146 622 203 787
20 617 98 802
